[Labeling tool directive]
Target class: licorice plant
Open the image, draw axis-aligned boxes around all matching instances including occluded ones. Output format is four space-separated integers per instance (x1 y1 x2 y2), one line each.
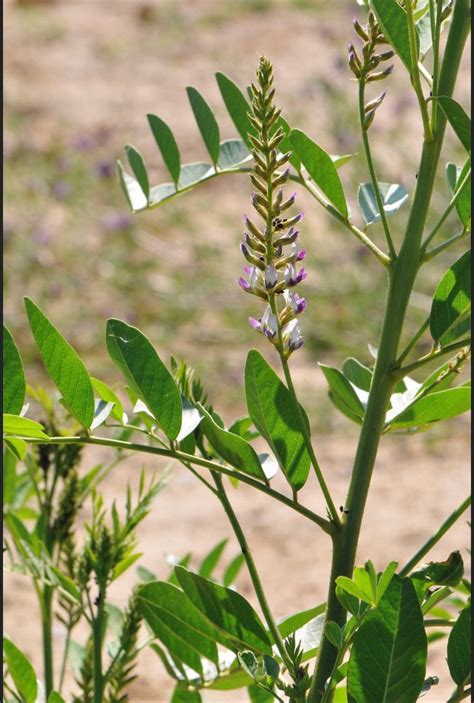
3 1 471 702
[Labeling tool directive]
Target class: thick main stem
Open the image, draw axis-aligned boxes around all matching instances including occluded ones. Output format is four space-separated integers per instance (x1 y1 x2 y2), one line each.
41 585 54 697
308 4 470 699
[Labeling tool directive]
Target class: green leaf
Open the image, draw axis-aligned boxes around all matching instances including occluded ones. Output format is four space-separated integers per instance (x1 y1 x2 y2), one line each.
139 587 219 671
25 298 95 429
371 0 417 71
217 139 251 169
177 399 202 443
3 414 49 440
187 87 220 166
248 683 274 703
238 650 259 679
436 96 471 153
90 377 124 423
357 183 409 226
4 436 28 460
447 604 471 685
387 385 471 429
326 621 344 649
106 318 182 440
290 130 348 217
319 364 366 422
446 160 471 230
335 576 373 606
377 561 399 602
430 250 471 343
215 72 254 147
198 539 228 579
3 325 26 415
139 581 234 657
228 416 259 441
147 114 181 185
175 566 272 654
117 160 148 212
223 554 245 587
124 145 149 200
3 636 38 703
348 576 427 703
178 162 213 189
277 603 326 639
244 350 311 491
198 404 266 481
411 551 464 590
48 693 66 703
171 688 202 703
342 358 372 392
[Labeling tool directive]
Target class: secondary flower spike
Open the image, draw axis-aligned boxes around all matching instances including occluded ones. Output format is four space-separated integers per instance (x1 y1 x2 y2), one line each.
238 56 307 357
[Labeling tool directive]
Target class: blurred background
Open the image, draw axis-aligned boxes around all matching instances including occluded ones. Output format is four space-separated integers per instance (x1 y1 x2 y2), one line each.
4 0 470 700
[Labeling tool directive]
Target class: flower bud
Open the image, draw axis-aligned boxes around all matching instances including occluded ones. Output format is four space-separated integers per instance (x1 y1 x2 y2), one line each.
353 18 369 41
367 65 394 82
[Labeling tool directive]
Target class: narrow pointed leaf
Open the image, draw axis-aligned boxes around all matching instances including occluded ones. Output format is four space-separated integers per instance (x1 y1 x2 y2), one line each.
199 539 228 579
357 183 409 226
24 298 95 429
371 0 417 71
147 114 181 185
387 385 470 429
245 349 311 491
3 636 38 703
320 364 366 421
446 160 471 230
342 358 373 392
223 554 245 587
187 87 220 166
3 325 26 415
3 414 49 440
436 97 471 153
447 604 471 685
175 566 272 654
348 576 427 703
198 404 266 480
216 72 254 147
277 603 326 639
430 250 471 343
106 319 182 440
290 130 348 217
124 145 149 199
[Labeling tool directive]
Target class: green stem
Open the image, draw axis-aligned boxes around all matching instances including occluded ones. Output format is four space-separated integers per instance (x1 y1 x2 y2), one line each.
23 435 335 535
422 227 468 261
399 496 471 576
58 623 73 694
92 602 105 703
279 353 341 528
213 473 292 670
448 684 471 702
41 585 54 698
420 165 472 254
406 0 434 140
424 618 455 626
430 0 443 133
308 5 470 699
358 78 397 260
393 337 471 379
396 316 430 365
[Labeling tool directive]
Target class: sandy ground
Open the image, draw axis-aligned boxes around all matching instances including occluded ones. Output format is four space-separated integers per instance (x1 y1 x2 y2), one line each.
3 1 471 701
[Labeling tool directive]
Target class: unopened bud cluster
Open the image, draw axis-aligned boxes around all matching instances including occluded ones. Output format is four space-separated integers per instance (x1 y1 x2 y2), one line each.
349 11 394 129
238 57 307 356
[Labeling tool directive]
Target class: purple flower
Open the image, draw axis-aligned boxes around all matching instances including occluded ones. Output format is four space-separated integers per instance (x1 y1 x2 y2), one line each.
239 277 250 291
264 265 278 290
